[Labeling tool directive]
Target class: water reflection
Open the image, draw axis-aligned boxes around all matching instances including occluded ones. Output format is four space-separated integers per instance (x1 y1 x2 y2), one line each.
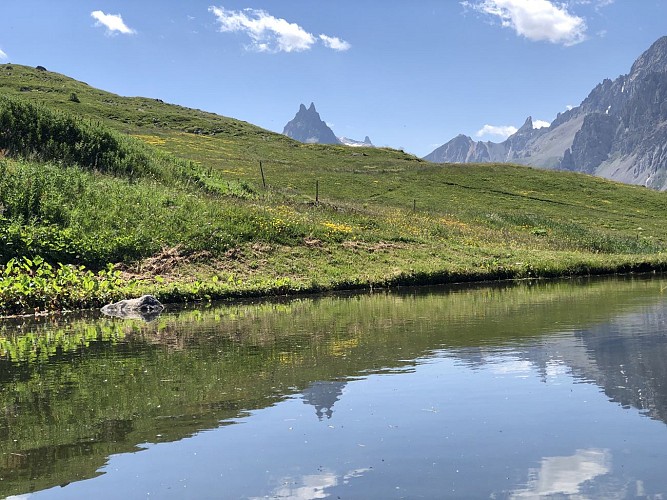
266 471 337 500
301 381 347 420
254 468 371 500
511 449 611 498
1 276 667 498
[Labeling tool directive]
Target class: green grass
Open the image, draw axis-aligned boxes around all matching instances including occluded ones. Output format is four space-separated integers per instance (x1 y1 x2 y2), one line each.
2 63 667 315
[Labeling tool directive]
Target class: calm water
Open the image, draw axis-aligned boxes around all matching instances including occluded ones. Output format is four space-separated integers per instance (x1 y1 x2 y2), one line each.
2 276 667 498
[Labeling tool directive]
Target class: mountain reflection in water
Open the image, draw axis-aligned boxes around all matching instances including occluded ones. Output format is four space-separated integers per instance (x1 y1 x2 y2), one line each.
1 275 667 498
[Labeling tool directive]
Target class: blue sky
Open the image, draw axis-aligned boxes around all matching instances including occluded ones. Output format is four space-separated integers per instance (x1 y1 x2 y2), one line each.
1 1 665 156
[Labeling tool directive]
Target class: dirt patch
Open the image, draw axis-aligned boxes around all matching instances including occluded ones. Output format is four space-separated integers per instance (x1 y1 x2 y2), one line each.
304 237 323 248
342 240 403 253
117 246 212 279
251 243 273 253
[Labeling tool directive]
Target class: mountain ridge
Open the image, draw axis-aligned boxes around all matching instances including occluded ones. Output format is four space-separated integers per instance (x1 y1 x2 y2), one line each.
425 35 667 190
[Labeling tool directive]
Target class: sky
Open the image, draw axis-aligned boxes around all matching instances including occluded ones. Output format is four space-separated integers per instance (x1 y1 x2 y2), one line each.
1 1 666 156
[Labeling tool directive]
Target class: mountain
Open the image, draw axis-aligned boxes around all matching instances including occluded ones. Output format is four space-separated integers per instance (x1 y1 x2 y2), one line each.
426 36 667 190
282 102 340 145
282 103 374 148
338 135 374 148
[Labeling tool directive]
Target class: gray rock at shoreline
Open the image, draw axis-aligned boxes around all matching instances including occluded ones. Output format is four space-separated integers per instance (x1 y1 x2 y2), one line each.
101 295 164 321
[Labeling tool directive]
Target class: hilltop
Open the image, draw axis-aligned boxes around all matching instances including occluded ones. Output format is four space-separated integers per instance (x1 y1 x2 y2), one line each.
2 64 667 315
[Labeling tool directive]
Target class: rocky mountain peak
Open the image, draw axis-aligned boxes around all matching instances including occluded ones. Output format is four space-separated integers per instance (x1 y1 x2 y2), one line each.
517 116 533 133
630 36 667 78
424 35 667 190
283 102 340 145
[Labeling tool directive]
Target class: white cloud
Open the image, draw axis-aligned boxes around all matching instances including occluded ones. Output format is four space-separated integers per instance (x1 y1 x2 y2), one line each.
319 34 351 51
0 48 7 61
569 0 614 8
566 104 574 110
91 11 136 35
476 124 518 139
209 6 350 53
463 0 587 46
533 119 551 129
593 0 614 9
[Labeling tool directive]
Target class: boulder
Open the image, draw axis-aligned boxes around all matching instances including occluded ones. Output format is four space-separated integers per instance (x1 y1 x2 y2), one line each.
101 295 164 321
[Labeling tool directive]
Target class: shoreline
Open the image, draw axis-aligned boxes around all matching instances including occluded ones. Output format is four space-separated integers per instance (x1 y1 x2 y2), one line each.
3 253 666 319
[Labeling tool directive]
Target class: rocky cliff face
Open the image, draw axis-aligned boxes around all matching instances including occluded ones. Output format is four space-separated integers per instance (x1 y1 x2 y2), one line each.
426 36 667 190
282 103 340 145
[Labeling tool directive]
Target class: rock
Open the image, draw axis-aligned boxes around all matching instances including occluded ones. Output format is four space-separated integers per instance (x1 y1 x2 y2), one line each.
101 295 164 321
35 65 47 72
566 113 618 173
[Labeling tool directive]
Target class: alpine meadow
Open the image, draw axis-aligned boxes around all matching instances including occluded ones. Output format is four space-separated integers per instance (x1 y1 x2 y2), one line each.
1 64 667 315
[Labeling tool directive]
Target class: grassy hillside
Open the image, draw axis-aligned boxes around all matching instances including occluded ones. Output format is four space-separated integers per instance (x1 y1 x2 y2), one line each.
1 63 667 315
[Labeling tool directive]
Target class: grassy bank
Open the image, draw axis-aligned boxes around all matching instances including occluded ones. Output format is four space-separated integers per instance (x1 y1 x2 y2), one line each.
2 64 667 315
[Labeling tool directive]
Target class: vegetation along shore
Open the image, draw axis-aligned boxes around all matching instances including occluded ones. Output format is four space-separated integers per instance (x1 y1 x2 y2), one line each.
1 64 667 316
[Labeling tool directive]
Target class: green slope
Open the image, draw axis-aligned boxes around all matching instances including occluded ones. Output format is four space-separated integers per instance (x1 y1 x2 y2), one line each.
1 63 667 315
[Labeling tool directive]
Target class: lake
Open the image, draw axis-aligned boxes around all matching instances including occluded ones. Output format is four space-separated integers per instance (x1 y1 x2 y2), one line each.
2 275 667 499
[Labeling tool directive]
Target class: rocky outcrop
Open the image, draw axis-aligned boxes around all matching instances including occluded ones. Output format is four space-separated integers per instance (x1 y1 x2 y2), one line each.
561 113 618 174
101 295 164 321
426 36 667 190
283 103 340 145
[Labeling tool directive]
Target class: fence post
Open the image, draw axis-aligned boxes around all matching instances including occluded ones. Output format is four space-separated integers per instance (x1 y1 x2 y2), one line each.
260 161 266 188
316 180 319 204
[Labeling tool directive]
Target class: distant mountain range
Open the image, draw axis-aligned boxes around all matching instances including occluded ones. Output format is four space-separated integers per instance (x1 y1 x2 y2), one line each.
425 36 667 190
339 135 374 148
283 102 374 148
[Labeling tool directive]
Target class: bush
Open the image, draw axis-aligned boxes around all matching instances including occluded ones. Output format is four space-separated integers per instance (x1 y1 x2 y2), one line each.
0 95 155 177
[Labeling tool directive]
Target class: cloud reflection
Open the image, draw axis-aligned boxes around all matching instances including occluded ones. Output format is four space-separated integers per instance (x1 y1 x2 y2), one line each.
255 468 370 500
511 448 611 498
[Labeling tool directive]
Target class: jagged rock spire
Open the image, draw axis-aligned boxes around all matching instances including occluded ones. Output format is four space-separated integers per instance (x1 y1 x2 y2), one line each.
283 102 340 144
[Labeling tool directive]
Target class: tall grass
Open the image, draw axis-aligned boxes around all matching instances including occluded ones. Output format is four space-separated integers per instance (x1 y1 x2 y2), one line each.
0 159 316 268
